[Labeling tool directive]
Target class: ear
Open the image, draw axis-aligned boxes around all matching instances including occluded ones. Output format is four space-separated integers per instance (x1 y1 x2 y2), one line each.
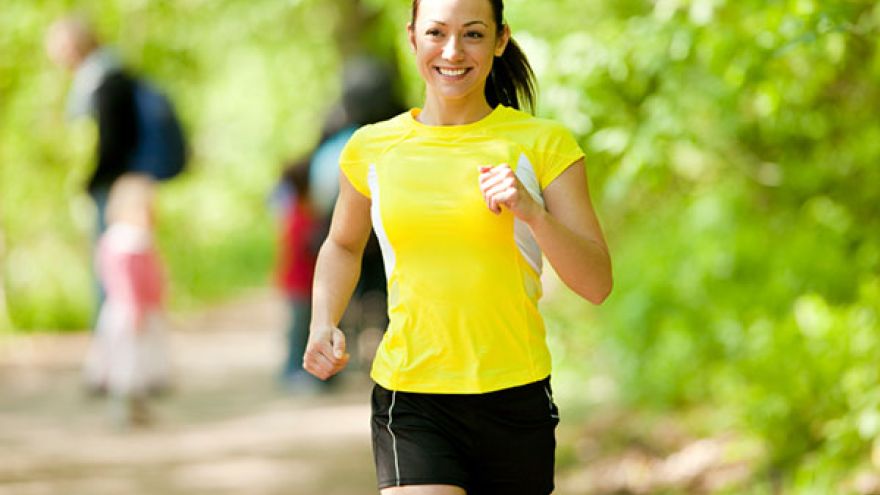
495 24 511 57
407 22 417 53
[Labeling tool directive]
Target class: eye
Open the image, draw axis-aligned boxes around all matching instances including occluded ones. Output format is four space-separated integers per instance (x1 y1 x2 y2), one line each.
425 28 443 37
464 31 484 39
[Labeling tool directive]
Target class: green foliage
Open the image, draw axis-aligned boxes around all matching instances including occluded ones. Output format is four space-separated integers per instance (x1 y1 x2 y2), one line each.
510 0 880 490
1 0 346 330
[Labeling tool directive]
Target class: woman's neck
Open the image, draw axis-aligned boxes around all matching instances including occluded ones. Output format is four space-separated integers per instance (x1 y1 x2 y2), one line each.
418 92 494 126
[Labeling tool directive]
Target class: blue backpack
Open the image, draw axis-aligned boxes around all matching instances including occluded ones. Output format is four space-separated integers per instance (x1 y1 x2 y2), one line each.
128 80 187 181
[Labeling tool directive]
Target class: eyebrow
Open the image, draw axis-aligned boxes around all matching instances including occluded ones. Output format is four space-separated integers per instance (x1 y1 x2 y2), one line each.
428 20 489 27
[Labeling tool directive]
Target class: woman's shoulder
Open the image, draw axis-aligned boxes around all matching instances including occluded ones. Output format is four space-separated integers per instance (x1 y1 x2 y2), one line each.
495 106 570 131
351 111 412 141
490 106 579 147
341 111 414 162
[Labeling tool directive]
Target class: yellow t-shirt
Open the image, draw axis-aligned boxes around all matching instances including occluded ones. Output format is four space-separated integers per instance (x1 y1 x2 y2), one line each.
340 105 585 393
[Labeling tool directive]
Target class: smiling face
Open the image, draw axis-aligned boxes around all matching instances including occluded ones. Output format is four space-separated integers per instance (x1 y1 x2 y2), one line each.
409 0 509 109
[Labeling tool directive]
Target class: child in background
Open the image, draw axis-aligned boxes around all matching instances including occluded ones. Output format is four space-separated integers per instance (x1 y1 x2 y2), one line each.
275 158 323 393
84 173 170 426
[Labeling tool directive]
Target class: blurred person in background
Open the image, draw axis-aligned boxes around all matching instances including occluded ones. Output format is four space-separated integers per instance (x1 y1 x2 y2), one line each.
46 15 138 315
309 55 406 369
304 0 612 493
272 157 325 394
83 173 171 428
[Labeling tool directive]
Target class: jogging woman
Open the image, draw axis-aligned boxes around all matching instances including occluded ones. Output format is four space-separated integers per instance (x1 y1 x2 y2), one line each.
304 0 612 493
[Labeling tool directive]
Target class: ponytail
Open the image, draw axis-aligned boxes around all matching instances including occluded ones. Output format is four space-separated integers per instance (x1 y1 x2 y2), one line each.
411 0 537 113
486 37 536 113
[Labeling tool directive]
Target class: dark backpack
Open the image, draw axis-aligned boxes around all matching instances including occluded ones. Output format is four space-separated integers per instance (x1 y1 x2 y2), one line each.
128 80 188 181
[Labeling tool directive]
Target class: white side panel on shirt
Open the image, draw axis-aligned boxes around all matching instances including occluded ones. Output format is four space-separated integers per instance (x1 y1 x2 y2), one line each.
368 164 397 280
513 153 544 274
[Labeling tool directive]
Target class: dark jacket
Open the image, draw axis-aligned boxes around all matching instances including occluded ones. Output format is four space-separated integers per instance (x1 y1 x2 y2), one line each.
89 70 138 194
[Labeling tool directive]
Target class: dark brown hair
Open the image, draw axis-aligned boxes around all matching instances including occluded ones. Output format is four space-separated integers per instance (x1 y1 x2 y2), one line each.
411 0 536 112
282 157 311 199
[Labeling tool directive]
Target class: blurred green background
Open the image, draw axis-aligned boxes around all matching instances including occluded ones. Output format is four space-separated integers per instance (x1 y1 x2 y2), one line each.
2 0 880 492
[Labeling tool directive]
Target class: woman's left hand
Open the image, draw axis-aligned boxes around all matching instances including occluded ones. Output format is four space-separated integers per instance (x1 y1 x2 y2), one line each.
478 164 543 222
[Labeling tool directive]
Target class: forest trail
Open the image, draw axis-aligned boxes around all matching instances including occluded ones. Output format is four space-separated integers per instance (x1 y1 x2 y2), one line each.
0 290 376 495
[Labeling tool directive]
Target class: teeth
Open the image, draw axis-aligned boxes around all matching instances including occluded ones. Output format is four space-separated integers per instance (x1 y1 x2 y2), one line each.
438 68 467 76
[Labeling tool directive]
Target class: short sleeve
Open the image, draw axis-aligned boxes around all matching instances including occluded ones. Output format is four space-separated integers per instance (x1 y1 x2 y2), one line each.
338 126 373 198
533 122 586 190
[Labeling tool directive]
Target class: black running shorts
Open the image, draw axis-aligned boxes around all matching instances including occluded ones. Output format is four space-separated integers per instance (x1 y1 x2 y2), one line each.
371 376 560 494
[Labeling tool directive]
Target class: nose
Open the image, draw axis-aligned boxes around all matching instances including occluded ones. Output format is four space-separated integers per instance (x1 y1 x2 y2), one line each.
442 36 464 62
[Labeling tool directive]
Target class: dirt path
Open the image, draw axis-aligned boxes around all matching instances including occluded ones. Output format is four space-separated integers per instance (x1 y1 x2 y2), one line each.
0 290 375 495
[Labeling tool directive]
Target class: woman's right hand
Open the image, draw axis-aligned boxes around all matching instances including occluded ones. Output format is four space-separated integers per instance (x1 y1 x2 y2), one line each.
303 324 350 380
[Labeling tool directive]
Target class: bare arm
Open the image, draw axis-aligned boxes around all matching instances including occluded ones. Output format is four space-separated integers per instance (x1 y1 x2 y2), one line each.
479 158 612 304
303 174 373 380
530 160 612 303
